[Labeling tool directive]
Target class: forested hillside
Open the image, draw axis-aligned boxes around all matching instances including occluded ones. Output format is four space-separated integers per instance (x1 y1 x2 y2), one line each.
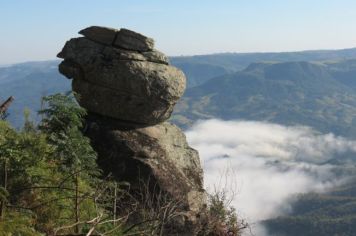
173 60 356 138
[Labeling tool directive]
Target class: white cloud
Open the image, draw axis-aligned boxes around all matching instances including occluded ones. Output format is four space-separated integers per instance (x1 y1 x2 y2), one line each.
186 119 356 235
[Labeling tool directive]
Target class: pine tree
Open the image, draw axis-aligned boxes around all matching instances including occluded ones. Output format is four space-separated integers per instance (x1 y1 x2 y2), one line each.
39 93 100 234
0 93 125 235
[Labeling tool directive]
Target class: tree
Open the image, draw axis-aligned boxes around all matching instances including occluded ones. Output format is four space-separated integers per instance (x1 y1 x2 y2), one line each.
0 121 20 219
39 93 86 135
39 93 101 235
0 120 50 235
0 93 128 235
0 96 14 120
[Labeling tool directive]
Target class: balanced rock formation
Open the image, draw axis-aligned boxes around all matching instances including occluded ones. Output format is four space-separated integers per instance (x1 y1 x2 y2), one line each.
58 26 205 235
58 26 185 125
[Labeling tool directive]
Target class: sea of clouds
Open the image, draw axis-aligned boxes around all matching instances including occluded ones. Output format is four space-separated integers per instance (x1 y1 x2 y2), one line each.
186 119 356 235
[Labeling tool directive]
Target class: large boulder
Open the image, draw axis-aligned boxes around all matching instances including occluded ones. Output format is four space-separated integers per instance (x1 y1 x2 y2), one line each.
84 113 206 234
57 27 185 125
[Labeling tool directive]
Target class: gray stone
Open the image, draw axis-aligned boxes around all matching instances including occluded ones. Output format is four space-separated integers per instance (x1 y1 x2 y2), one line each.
58 60 83 80
58 36 186 124
84 114 206 234
110 48 147 61
143 49 169 64
79 26 118 46
78 26 154 52
72 78 178 124
57 37 104 61
114 28 154 52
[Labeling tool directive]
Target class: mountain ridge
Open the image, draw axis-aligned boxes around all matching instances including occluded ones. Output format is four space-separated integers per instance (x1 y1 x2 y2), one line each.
173 60 356 137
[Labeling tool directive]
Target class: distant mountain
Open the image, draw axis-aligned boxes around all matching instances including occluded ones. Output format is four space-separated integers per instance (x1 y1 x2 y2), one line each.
170 47 356 87
173 61 356 137
171 47 356 70
0 60 70 127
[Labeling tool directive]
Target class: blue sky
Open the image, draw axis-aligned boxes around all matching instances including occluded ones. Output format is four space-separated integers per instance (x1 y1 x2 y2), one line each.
1 0 356 64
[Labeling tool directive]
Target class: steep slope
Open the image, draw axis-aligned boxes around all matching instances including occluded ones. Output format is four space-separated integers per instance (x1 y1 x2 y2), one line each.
173 61 356 137
325 59 356 89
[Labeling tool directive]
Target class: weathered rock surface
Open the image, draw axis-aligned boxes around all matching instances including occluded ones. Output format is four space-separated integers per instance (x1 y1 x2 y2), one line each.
79 26 117 46
79 26 154 52
58 26 206 235
85 114 205 205
114 28 155 52
85 113 206 234
58 27 184 125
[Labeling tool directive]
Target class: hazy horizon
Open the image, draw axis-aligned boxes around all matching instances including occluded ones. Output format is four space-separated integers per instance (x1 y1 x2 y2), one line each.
2 46 356 66
2 0 356 64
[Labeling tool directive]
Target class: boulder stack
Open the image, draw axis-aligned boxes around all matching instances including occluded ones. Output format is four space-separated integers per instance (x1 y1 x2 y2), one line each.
58 26 185 125
58 26 205 235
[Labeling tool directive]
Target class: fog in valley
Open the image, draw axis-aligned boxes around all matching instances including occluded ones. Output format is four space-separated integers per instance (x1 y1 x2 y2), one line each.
186 119 356 235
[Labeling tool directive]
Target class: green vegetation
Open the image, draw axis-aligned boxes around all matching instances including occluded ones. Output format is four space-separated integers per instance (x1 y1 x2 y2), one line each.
0 93 123 235
199 189 248 236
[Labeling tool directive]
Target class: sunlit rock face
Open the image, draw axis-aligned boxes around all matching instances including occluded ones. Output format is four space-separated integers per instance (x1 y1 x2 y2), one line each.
58 26 185 125
58 26 205 235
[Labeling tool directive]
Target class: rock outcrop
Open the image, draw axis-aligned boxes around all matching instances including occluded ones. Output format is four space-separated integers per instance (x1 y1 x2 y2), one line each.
58 26 185 125
58 26 205 235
